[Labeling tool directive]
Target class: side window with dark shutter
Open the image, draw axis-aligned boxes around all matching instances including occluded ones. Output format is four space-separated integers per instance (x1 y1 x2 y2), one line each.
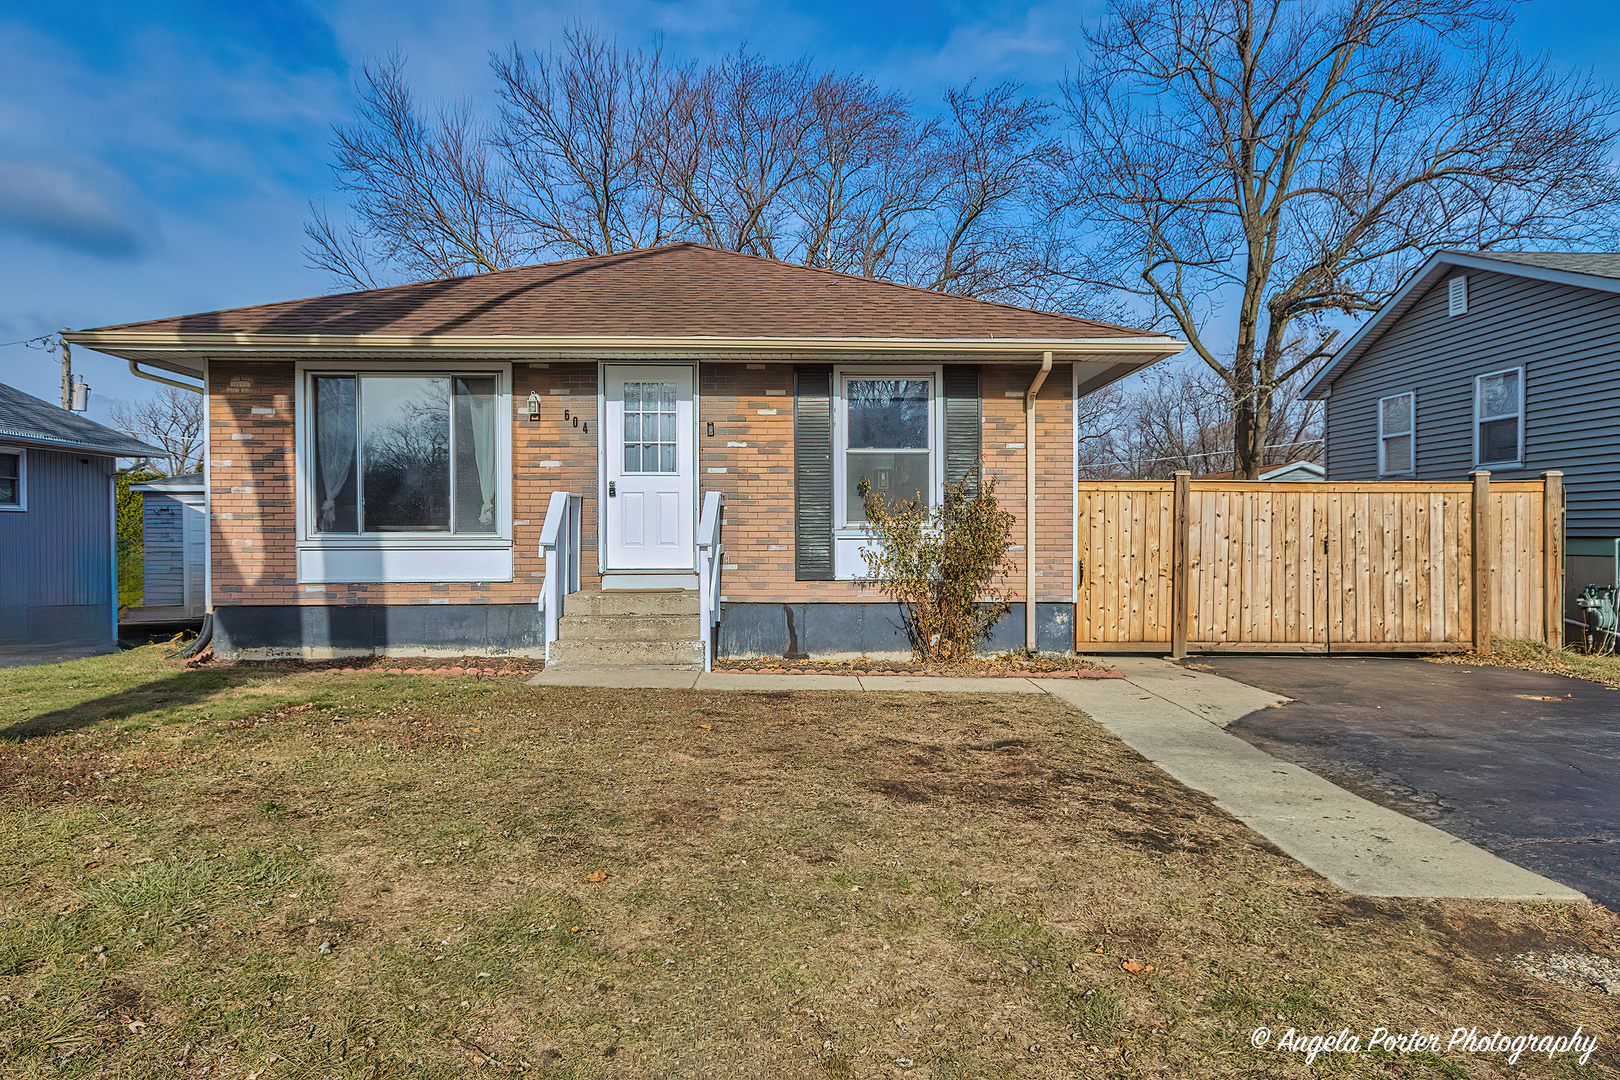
794 366 834 580
943 365 981 499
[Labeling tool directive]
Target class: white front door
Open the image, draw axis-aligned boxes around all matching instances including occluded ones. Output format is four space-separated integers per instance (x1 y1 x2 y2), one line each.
603 365 696 572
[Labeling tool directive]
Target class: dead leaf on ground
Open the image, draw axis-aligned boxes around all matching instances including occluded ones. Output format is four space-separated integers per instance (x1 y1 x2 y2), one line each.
1121 959 1157 974
697 723 713 731
585 870 608 883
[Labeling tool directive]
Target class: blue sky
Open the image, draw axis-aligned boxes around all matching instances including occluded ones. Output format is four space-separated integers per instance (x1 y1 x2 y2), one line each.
0 0 1615 423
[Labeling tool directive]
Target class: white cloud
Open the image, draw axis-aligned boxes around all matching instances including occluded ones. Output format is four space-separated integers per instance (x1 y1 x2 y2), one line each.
0 159 154 257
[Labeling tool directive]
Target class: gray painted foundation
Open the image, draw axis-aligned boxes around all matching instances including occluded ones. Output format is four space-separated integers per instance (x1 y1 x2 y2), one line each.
718 602 1074 659
211 600 1075 660
213 604 545 660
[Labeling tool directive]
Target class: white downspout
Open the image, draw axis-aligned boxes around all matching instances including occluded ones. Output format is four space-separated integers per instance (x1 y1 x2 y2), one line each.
1025 351 1053 653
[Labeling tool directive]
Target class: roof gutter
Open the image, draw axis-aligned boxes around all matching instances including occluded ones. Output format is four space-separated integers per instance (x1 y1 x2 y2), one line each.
129 360 203 393
1025 351 1053 653
63 330 1184 360
0 429 163 457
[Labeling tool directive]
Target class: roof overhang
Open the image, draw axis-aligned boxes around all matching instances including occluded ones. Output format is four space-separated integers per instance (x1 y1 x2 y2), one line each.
64 331 1184 377
1302 250 1620 399
0 430 163 457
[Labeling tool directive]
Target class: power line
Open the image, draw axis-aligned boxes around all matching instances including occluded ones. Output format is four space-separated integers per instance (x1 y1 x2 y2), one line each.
0 333 60 349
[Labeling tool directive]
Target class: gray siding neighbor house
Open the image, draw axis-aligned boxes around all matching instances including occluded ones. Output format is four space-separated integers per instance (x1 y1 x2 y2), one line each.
0 381 162 655
1302 250 1620 633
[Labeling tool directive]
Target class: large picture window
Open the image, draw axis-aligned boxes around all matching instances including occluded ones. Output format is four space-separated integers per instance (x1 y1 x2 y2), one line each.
310 373 499 535
1474 367 1523 467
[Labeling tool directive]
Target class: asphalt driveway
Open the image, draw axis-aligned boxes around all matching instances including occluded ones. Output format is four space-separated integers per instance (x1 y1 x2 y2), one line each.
1197 655 1620 912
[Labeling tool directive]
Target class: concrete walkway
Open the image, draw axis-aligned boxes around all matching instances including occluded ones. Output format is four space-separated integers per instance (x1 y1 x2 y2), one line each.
527 660 1585 902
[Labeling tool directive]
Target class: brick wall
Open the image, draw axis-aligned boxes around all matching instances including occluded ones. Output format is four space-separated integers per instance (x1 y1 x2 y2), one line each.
207 360 600 608
700 362 1073 605
208 359 1074 608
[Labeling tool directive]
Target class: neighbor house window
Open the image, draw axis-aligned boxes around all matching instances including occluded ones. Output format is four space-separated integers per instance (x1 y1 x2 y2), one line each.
309 373 500 535
1474 367 1523 467
837 373 936 525
0 449 22 510
1378 392 1415 475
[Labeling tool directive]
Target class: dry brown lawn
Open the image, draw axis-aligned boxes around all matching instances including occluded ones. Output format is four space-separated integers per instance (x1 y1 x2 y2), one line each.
0 646 1615 1078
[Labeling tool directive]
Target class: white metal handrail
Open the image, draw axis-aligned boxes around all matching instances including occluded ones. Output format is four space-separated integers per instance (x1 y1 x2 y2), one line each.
537 490 583 663
697 490 724 672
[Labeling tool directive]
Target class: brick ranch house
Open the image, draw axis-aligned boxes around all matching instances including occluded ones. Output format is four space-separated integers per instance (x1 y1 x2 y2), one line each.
67 244 1182 662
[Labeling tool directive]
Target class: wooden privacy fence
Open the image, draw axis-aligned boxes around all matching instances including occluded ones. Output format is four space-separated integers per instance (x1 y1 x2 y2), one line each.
1074 471 1565 656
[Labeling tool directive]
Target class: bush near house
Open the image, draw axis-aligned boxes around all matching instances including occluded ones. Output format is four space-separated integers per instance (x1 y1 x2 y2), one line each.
858 475 1017 662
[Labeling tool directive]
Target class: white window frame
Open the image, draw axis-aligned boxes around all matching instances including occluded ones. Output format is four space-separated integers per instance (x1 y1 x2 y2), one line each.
293 362 514 584
1473 365 1524 470
830 364 945 580
1377 391 1416 477
0 445 25 511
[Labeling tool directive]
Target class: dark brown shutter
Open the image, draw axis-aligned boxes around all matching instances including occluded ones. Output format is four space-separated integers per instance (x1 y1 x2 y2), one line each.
944 365 981 499
794 366 834 580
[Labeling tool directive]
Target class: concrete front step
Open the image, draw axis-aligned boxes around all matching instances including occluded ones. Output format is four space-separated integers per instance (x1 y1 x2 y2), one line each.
547 638 705 670
559 613 703 643
566 589 699 618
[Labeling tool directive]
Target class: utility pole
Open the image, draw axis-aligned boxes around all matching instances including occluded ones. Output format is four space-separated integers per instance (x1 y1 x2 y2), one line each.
59 329 72 410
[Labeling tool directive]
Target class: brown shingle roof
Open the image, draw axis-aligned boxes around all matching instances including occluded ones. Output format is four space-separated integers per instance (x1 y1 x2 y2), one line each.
82 243 1148 341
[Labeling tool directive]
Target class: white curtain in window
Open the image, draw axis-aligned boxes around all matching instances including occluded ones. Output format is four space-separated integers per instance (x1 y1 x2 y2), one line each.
317 379 356 529
466 383 497 525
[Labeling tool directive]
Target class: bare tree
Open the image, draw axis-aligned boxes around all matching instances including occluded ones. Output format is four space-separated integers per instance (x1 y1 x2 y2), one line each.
789 74 936 278
305 35 1073 309
1077 363 1323 479
493 29 688 257
110 387 203 474
307 56 515 289
659 49 827 259
917 82 1063 300
1060 0 1620 477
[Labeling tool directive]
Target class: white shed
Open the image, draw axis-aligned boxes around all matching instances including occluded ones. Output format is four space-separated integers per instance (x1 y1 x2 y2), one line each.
131 473 206 618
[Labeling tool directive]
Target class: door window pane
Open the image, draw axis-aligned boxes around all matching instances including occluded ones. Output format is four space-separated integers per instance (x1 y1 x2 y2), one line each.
846 451 931 522
847 379 929 448
361 377 451 531
622 381 678 473
313 377 358 533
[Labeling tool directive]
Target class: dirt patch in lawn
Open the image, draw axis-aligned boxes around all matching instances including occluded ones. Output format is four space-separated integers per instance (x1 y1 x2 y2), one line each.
0 646 1616 1079
716 653 1118 677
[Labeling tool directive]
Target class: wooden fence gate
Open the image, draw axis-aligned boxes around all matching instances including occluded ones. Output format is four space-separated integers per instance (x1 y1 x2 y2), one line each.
1074 472 1564 656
